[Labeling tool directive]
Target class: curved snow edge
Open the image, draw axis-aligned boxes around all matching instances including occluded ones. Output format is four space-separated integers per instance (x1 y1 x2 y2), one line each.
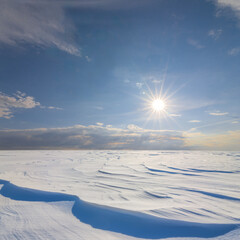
0 179 238 239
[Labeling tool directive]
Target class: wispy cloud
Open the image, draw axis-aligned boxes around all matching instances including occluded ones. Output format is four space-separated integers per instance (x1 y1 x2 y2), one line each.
228 47 240 56
173 99 217 112
208 111 229 116
94 106 104 111
0 91 61 119
143 75 162 84
188 120 201 123
127 124 143 131
208 29 222 39
152 79 161 84
0 0 80 56
0 0 157 55
187 118 240 133
136 82 143 89
187 39 205 49
85 56 91 62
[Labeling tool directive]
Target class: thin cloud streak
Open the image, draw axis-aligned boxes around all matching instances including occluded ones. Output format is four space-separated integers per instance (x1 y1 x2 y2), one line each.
188 120 201 123
209 111 229 116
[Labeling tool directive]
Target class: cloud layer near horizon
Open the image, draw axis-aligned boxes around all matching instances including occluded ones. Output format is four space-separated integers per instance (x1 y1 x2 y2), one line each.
0 124 239 150
0 124 186 150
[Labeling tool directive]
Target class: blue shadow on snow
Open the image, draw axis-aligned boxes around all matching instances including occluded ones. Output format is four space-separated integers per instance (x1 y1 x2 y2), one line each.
0 179 238 239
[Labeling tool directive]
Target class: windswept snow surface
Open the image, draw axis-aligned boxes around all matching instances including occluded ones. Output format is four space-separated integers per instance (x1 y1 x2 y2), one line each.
0 150 239 239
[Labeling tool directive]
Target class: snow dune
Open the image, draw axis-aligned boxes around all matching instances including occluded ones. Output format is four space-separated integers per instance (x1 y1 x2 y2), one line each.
0 150 240 239
0 179 237 239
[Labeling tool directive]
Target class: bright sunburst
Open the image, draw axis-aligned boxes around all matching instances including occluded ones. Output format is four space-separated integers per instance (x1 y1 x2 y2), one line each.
138 68 184 125
152 99 165 112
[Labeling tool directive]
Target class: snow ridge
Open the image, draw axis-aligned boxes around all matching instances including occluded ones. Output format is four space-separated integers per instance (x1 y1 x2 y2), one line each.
0 179 238 239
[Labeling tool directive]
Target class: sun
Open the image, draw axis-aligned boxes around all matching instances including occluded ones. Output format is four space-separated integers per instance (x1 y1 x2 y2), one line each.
152 99 165 112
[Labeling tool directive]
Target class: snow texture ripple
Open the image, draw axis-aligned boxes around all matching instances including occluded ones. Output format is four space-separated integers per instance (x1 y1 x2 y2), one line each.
0 150 240 239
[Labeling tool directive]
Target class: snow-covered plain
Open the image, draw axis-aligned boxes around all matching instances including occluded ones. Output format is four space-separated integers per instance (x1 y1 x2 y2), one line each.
0 150 239 239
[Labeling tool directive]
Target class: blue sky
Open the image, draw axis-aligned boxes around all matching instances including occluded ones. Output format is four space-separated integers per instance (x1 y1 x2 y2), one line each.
0 0 240 150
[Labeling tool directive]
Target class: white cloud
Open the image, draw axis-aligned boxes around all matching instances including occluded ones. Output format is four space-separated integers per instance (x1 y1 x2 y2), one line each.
47 106 63 110
0 108 12 119
228 47 240 56
214 0 240 18
0 0 80 56
213 0 240 28
208 29 222 39
208 111 229 116
0 91 40 119
188 120 201 123
169 113 181 117
187 39 205 49
127 124 142 131
232 121 239 124
0 91 61 119
152 79 161 84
